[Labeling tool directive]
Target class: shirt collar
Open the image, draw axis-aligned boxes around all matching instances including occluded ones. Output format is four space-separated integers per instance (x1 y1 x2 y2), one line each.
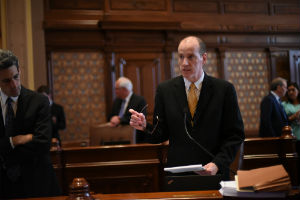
270 91 280 102
183 71 205 90
0 89 19 105
124 91 133 102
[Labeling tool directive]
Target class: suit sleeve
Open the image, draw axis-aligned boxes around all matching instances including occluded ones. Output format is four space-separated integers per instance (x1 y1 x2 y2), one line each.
145 85 169 143
212 83 245 171
55 105 66 130
8 95 52 164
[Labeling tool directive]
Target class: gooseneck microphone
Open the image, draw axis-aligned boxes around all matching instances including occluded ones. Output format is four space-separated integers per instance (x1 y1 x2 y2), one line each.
183 108 236 175
183 108 216 159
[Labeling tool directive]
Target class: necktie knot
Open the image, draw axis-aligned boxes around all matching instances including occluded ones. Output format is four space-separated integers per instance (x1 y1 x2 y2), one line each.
6 97 12 105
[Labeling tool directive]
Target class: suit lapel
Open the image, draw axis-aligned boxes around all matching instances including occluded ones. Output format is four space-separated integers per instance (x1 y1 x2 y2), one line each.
173 76 192 125
15 87 27 127
0 101 4 136
269 93 288 122
193 74 214 126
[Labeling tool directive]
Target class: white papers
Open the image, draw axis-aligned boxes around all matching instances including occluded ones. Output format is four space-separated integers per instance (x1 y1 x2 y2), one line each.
164 164 204 173
219 180 286 198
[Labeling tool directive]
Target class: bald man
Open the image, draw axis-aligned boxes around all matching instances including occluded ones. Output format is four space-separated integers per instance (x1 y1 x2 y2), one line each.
130 36 244 180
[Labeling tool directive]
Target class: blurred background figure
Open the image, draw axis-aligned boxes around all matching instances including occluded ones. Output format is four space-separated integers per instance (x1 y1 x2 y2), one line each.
282 82 300 182
259 77 288 137
108 77 147 143
283 82 300 138
37 85 66 147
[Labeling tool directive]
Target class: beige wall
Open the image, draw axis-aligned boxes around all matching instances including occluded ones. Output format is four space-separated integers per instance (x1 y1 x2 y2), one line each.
1 0 47 90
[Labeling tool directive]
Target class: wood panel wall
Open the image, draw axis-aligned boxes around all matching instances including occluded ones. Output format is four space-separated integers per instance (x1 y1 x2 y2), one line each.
43 0 300 143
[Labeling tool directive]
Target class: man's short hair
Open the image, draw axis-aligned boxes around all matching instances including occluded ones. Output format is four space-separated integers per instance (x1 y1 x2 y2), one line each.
195 37 206 55
270 77 286 91
37 85 50 95
0 49 19 70
118 77 133 92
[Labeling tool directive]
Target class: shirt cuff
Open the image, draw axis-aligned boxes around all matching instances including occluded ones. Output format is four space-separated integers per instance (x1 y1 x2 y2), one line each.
9 137 15 149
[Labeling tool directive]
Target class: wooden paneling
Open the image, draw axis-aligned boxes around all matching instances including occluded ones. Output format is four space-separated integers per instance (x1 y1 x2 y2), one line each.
43 0 300 142
223 1 268 14
47 0 104 10
270 50 290 80
44 0 300 33
272 0 300 15
114 52 164 121
110 0 167 11
289 50 300 87
173 0 219 13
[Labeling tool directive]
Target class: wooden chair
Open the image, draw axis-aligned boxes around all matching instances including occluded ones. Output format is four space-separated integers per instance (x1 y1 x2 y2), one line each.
89 123 136 146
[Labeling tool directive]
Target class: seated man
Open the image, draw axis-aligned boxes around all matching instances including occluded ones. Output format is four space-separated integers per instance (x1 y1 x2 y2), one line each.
108 77 147 143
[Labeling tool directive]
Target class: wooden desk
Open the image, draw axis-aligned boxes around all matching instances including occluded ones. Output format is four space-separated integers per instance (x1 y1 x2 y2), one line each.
14 189 300 200
51 144 168 195
16 190 222 200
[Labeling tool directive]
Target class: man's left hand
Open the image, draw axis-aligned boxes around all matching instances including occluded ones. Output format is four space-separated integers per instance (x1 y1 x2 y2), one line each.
194 162 218 175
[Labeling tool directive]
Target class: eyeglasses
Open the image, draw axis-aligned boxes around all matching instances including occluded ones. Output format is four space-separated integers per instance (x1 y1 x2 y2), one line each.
139 104 159 135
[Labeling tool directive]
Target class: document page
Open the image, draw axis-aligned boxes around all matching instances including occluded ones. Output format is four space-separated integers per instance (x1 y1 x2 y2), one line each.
164 164 204 173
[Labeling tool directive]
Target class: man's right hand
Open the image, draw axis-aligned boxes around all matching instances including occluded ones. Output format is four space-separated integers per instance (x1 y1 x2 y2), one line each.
12 134 33 146
109 116 121 127
129 109 146 131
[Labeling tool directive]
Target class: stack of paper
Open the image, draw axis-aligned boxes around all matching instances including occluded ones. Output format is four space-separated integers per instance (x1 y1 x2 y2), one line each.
164 164 204 173
219 180 286 198
236 165 291 192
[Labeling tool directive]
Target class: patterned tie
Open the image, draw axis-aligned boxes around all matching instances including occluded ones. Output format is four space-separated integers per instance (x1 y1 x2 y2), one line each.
188 83 197 118
5 97 15 136
118 100 125 117
5 97 21 182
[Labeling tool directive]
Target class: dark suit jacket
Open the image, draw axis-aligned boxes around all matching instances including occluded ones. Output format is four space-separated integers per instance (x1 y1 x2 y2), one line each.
109 93 147 143
51 102 66 145
259 93 288 137
146 75 245 180
0 86 60 198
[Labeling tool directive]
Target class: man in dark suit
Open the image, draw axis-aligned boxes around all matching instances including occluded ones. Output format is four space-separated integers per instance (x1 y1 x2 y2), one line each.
0 50 60 198
130 36 244 180
108 77 147 143
259 77 288 137
37 85 66 147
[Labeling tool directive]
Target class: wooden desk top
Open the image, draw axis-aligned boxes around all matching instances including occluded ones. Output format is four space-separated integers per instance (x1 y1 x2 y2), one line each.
15 190 222 200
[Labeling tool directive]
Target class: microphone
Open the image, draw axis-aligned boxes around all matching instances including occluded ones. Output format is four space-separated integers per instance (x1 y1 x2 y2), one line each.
183 109 216 159
183 108 236 175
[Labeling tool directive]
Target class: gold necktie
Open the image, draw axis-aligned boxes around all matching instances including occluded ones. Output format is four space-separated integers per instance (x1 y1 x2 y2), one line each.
188 83 197 118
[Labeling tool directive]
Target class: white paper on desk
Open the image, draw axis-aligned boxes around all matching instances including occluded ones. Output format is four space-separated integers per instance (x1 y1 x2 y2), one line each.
164 164 204 173
219 180 286 198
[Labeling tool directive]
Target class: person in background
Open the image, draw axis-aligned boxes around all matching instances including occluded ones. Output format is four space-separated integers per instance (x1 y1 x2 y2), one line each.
37 85 66 147
282 82 300 183
0 49 60 198
108 77 147 143
259 77 288 137
130 36 245 180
